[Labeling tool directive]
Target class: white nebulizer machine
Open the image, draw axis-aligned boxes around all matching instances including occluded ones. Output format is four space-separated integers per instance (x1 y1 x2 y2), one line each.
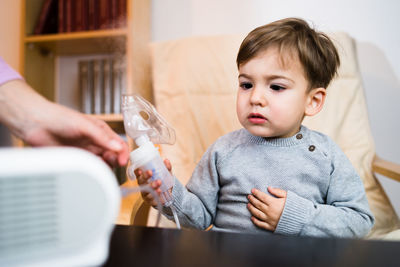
121 94 180 228
0 147 120 267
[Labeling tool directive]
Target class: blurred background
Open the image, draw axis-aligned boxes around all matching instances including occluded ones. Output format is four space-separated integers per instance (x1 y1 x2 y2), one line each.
1 0 399 214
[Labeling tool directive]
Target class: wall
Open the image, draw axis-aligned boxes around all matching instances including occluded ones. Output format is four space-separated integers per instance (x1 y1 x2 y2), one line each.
0 0 22 70
152 0 400 215
0 0 22 146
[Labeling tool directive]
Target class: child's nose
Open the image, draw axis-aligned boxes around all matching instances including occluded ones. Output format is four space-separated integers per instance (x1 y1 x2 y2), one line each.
250 86 267 107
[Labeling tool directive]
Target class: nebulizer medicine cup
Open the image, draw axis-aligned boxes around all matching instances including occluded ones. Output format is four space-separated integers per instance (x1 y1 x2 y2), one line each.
127 135 174 206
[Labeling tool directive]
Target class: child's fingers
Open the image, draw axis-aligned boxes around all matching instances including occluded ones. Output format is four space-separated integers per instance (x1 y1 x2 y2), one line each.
267 187 287 198
150 180 162 190
251 188 272 205
135 169 145 185
251 216 274 231
164 158 172 172
248 193 268 213
136 169 153 185
134 168 141 178
133 167 165 207
247 202 267 222
140 180 162 205
143 170 153 179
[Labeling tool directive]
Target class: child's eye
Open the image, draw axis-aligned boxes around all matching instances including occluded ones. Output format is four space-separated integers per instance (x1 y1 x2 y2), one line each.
270 84 285 91
240 82 253 90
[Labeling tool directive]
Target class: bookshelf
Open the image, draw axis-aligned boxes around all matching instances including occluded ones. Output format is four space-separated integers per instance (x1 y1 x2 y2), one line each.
20 0 151 128
20 0 151 225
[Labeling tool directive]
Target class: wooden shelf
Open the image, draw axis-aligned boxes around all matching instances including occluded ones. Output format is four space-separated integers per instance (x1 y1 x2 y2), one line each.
20 0 151 124
20 0 151 223
24 29 128 56
89 114 125 134
25 28 128 43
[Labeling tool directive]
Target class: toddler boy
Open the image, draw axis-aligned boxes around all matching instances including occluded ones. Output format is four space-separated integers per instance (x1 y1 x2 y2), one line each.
138 18 374 238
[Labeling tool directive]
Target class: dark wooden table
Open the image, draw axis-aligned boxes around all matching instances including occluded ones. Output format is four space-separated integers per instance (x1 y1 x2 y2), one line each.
103 225 399 267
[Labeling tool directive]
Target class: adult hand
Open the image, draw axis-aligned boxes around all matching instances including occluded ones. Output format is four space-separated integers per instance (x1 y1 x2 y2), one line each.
25 102 129 167
0 80 129 167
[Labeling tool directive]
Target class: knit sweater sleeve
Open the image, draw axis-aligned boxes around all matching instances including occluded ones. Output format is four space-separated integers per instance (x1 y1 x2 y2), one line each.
162 141 221 229
275 140 375 238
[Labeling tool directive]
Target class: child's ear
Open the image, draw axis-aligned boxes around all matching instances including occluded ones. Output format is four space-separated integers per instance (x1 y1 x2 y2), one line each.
305 88 326 117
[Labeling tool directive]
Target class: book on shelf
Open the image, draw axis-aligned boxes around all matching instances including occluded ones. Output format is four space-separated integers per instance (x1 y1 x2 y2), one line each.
103 59 113 114
98 0 111 30
117 0 127 28
78 61 91 114
58 0 65 33
111 0 128 29
111 0 118 29
78 57 125 115
34 0 128 35
112 59 126 114
87 0 98 31
112 61 120 114
64 0 74 32
88 60 95 113
34 0 58 35
92 60 103 114
74 0 88 32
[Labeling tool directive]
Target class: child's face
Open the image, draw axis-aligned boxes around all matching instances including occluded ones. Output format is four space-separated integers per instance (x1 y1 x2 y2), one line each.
236 47 314 138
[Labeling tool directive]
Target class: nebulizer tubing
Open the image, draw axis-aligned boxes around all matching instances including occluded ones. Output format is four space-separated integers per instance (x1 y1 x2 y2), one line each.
121 94 181 229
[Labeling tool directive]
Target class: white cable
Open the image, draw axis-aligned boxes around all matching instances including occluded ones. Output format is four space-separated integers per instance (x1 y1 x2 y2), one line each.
170 205 181 229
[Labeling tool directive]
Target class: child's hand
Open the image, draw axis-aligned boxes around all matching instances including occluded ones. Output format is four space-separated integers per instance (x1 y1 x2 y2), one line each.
247 187 287 232
136 158 173 206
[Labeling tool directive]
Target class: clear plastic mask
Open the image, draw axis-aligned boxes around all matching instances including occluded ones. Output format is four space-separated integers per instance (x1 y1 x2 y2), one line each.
121 94 176 145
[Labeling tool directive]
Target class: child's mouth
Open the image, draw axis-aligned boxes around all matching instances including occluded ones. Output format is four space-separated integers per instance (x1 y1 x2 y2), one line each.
248 113 267 124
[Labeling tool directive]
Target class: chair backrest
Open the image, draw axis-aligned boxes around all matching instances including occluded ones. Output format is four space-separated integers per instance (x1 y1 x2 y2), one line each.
150 33 400 237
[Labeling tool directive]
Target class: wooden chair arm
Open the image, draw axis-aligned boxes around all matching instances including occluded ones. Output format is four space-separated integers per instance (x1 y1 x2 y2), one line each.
116 179 149 226
372 156 400 182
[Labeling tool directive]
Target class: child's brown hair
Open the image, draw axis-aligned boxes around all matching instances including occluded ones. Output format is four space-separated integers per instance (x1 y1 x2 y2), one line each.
237 18 340 89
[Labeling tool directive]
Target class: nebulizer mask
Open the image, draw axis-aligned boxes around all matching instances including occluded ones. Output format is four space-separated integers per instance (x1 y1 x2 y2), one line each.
120 94 180 228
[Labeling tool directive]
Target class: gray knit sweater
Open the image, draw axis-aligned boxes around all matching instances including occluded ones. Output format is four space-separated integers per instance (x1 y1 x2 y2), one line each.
163 126 374 238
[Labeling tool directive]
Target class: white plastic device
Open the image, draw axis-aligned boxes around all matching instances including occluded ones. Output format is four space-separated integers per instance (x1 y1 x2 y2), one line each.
0 147 120 267
121 94 181 228
128 135 174 205
122 94 175 206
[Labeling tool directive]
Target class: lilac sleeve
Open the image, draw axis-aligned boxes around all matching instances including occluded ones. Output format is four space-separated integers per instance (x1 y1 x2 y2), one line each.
0 57 23 86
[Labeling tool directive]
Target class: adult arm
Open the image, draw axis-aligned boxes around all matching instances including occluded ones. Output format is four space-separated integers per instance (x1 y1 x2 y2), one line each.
0 59 128 167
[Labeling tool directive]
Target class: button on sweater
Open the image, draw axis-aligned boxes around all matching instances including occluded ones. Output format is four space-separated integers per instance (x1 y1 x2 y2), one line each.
163 126 374 238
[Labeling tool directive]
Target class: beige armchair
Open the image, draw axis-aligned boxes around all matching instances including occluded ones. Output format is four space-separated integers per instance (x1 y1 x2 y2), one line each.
123 32 400 240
